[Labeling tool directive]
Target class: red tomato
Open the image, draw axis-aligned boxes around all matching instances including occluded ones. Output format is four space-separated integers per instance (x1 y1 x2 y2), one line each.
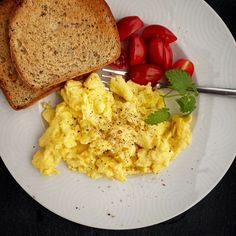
142 25 177 44
129 64 163 86
147 38 173 70
117 16 144 41
110 49 128 69
129 34 146 66
162 44 173 70
172 58 194 76
147 38 164 67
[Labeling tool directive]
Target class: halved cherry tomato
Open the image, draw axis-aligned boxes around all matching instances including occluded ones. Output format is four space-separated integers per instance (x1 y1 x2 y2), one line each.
172 58 194 76
147 38 164 68
117 16 144 41
147 38 173 70
129 64 163 86
142 25 177 44
110 48 128 69
129 34 146 66
162 44 173 70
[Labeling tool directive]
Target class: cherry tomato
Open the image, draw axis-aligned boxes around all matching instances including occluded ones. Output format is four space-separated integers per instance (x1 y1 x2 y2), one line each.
142 25 177 44
162 44 173 70
172 58 194 76
117 16 144 41
129 64 163 86
129 34 146 66
147 38 164 68
147 38 173 70
110 48 128 69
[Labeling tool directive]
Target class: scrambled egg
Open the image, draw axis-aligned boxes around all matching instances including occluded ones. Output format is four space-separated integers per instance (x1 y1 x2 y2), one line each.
32 73 192 181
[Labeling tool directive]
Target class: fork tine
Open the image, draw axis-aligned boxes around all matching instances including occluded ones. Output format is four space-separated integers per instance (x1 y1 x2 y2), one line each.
101 67 169 89
101 74 113 79
102 68 127 76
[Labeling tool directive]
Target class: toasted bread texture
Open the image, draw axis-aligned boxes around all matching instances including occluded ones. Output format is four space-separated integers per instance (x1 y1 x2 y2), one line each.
0 0 62 110
9 0 121 89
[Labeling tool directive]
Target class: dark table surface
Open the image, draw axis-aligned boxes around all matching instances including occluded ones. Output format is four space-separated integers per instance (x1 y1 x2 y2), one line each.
1 0 236 235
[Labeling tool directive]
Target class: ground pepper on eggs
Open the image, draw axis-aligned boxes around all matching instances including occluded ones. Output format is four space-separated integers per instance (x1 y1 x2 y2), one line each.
32 73 192 181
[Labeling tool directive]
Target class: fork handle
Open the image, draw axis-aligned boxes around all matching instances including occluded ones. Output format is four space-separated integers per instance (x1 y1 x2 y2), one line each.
197 86 236 96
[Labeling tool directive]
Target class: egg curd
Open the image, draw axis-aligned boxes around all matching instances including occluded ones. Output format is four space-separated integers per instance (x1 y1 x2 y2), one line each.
32 73 192 181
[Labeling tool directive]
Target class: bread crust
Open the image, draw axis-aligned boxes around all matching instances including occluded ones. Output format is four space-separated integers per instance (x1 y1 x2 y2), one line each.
9 0 121 89
0 82 62 110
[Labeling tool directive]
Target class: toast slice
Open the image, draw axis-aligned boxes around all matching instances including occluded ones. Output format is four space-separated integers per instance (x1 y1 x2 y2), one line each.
9 0 121 89
0 0 63 110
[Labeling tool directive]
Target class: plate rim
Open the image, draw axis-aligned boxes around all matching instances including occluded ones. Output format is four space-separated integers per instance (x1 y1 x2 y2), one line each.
0 0 236 230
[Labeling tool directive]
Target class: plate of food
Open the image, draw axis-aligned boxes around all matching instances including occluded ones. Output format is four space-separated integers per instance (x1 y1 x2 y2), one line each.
0 0 235 230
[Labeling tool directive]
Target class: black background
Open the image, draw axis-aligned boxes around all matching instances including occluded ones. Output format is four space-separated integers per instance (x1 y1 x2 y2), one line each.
0 0 236 235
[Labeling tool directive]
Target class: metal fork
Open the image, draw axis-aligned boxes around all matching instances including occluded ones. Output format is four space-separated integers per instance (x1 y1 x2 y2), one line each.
101 68 236 96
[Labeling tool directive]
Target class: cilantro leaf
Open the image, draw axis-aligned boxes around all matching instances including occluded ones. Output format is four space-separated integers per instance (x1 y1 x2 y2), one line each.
176 94 196 114
165 69 198 95
145 69 198 125
145 108 170 125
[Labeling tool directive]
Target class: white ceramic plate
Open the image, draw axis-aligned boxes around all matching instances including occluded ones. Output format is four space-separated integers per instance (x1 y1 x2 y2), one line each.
0 0 235 230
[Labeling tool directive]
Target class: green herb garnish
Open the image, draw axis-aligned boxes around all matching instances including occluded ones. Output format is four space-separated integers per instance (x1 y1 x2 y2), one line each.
176 94 196 114
145 69 198 125
165 69 198 96
145 108 171 125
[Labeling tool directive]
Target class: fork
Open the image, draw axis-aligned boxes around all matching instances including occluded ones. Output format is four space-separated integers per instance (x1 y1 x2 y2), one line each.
101 68 236 96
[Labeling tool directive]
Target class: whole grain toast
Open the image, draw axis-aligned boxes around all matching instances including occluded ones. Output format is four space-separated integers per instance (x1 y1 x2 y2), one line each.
9 0 121 89
0 0 63 110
